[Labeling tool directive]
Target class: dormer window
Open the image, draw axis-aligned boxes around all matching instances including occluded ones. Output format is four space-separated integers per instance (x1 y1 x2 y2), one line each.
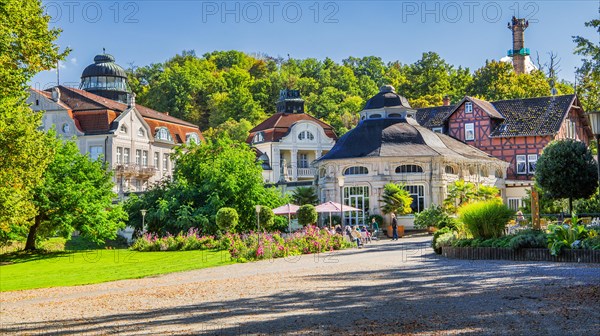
155 127 173 142
369 114 382 119
465 102 473 113
137 127 145 137
186 133 200 144
253 132 264 143
298 130 314 141
120 124 127 133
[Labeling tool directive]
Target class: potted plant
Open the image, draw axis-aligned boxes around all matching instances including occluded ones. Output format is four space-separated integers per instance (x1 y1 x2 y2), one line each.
414 205 447 234
380 183 413 238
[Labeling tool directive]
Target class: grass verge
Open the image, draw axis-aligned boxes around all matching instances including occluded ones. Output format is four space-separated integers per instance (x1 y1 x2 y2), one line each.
0 249 232 292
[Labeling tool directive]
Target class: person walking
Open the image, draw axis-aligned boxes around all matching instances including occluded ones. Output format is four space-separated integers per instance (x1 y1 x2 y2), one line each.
391 213 398 241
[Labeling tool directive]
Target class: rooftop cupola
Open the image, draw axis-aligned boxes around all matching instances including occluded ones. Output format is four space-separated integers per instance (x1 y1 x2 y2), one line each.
79 51 131 103
276 89 304 114
359 85 415 121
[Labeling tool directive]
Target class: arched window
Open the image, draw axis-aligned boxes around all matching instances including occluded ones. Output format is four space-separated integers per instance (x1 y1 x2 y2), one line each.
120 124 127 133
369 114 382 119
253 132 264 143
298 130 314 141
137 127 145 137
155 127 173 142
344 166 368 175
186 133 200 144
480 167 489 177
469 166 476 175
388 113 402 118
396 165 423 173
445 166 455 174
495 168 503 178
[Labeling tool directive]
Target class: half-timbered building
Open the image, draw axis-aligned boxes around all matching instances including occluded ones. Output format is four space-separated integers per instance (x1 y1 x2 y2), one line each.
417 94 591 210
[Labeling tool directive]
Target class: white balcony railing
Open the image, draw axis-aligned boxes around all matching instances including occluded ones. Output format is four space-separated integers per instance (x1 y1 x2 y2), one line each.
287 167 316 178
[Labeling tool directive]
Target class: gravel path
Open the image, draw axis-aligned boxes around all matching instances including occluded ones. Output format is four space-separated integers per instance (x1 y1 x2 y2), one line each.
1 235 599 335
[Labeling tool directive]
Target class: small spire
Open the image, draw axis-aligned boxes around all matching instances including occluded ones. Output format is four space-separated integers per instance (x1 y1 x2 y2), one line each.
103 47 106 54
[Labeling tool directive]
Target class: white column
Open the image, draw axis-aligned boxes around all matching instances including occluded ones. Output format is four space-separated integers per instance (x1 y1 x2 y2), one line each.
291 149 298 181
272 147 280 183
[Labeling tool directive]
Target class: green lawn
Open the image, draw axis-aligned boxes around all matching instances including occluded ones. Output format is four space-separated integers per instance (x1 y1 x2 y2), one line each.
0 249 233 292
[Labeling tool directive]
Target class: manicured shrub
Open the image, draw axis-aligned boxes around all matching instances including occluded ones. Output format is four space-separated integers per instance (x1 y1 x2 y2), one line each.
434 230 457 253
258 206 274 230
432 227 454 254
508 230 547 249
297 204 317 226
216 207 239 232
414 205 456 230
458 200 514 239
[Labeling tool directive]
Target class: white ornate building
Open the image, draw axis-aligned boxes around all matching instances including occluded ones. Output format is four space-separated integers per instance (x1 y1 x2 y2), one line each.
247 90 336 185
315 86 509 228
28 53 203 197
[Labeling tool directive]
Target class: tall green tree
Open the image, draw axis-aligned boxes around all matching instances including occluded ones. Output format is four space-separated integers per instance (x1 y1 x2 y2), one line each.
535 140 598 213
573 18 600 112
0 0 68 243
26 138 127 250
127 137 285 234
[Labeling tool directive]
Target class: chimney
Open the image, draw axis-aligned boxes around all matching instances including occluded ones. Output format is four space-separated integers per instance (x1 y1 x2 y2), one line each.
51 87 60 102
165 112 169 116
443 95 451 106
507 16 530 74
127 93 136 108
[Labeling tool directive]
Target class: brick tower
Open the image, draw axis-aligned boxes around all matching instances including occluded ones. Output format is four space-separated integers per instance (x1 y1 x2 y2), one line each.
507 17 530 74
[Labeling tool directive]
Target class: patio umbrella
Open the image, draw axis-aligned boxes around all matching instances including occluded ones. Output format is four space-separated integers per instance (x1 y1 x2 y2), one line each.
272 203 300 233
314 201 362 227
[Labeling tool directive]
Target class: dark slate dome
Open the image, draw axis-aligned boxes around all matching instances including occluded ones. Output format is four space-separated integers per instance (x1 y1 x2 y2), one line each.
81 53 127 78
319 118 496 161
363 85 412 110
320 118 437 160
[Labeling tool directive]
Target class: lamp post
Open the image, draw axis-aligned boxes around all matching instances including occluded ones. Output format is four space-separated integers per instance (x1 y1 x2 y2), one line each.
255 205 262 245
338 175 345 234
140 209 147 233
586 111 600 183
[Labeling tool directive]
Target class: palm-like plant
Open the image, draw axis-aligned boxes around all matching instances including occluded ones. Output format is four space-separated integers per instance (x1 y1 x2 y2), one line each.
444 180 477 213
291 186 318 205
380 183 413 215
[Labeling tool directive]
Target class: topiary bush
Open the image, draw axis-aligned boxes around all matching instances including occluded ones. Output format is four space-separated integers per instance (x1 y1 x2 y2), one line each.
458 200 514 239
216 207 239 233
432 227 453 254
258 205 274 231
297 204 317 226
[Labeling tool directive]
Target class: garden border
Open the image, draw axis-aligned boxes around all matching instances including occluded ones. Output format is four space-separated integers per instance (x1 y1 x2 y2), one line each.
441 246 600 263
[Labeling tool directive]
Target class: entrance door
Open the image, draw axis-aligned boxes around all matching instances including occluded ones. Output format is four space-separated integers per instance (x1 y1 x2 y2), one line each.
348 194 364 226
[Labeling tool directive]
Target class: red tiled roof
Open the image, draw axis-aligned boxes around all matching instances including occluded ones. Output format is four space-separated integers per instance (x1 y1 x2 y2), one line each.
247 112 337 143
44 86 203 143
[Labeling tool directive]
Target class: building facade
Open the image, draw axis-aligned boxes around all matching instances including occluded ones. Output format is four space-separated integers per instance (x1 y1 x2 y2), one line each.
29 53 203 196
417 94 591 210
316 86 508 228
247 90 337 184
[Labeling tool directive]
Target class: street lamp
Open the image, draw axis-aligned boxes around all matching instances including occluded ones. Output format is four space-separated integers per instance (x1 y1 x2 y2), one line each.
586 111 600 183
140 209 147 233
255 205 262 245
337 175 345 233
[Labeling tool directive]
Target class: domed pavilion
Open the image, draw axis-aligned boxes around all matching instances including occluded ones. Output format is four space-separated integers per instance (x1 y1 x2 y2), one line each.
314 86 509 228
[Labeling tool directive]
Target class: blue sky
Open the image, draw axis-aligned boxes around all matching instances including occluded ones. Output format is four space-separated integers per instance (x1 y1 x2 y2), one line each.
32 0 599 90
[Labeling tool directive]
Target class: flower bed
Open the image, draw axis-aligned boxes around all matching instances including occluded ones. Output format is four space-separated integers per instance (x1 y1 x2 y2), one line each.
224 225 353 262
130 228 219 252
130 226 353 262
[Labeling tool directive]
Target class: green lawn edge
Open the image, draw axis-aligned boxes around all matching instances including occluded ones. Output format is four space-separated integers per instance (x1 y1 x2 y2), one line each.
0 248 233 292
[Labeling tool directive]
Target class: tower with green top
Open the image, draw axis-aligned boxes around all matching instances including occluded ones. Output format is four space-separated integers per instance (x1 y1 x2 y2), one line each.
507 16 530 74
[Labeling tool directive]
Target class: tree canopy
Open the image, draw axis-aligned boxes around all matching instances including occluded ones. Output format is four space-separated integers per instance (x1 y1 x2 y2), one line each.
26 138 127 250
125 137 285 235
535 140 598 213
0 0 68 244
128 50 566 136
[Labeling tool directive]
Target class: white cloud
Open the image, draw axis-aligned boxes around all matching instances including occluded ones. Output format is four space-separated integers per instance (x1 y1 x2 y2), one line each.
70 57 77 65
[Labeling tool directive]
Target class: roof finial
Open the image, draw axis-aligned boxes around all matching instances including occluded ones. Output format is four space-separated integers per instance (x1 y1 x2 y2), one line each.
103 47 106 54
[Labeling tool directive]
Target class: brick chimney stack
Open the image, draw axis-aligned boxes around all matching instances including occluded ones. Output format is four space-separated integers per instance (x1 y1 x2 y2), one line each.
507 16 530 74
443 95 451 106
